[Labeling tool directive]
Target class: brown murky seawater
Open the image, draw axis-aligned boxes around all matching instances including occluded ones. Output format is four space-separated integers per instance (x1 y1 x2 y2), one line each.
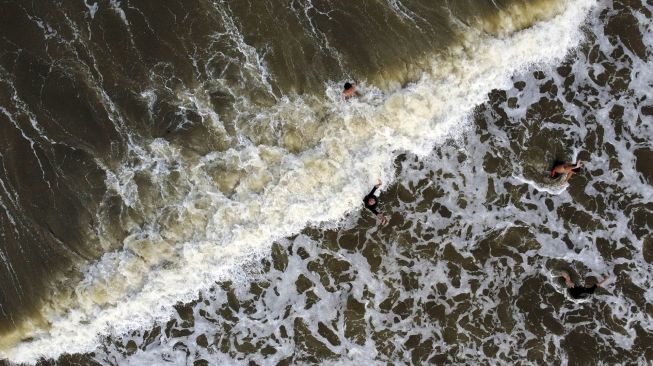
0 0 651 364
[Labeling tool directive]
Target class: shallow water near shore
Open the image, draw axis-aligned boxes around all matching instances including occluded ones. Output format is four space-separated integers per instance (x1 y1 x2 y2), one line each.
0 0 652 364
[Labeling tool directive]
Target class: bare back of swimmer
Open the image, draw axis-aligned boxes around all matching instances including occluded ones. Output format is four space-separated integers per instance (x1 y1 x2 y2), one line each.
551 160 582 184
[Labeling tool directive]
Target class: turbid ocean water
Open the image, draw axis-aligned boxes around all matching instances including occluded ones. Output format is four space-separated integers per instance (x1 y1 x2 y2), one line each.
0 0 652 364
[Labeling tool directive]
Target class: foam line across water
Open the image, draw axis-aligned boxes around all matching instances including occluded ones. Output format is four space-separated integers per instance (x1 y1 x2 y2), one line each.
1 0 596 362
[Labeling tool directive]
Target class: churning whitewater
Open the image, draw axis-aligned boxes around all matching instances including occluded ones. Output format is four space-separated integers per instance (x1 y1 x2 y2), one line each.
1 0 597 362
1 0 652 364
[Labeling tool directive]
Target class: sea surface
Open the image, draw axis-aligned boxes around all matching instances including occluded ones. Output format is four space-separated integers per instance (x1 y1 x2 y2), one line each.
0 0 652 364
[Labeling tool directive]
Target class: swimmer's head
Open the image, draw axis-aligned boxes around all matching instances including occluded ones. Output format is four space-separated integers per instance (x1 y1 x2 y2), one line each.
367 197 376 206
344 82 353 90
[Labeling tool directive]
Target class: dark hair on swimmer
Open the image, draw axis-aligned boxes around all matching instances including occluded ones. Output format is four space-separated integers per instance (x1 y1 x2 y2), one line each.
344 82 352 90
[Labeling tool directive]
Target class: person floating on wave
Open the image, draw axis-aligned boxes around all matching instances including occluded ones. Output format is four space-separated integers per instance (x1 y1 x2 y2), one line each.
342 81 358 99
363 179 388 225
551 160 582 184
557 270 609 299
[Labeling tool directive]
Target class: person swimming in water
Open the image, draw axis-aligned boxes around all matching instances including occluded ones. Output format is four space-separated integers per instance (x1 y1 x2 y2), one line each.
551 160 582 184
557 270 609 299
363 179 387 225
342 81 358 99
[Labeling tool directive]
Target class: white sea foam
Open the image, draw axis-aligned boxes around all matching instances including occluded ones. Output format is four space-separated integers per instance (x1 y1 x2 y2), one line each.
85 1 99 20
2 0 597 362
512 174 569 195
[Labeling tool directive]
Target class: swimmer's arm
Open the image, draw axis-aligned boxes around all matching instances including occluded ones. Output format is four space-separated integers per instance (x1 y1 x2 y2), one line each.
369 179 382 195
557 271 575 288
584 276 608 288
